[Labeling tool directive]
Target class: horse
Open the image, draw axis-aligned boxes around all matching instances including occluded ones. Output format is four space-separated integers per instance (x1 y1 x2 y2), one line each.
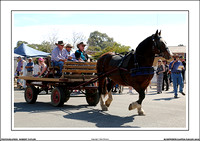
96 30 172 115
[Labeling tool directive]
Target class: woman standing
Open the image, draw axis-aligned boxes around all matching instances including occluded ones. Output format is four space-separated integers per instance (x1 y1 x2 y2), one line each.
156 59 165 94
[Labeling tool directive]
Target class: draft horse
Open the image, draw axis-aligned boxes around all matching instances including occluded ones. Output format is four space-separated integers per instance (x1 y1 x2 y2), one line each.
96 30 172 115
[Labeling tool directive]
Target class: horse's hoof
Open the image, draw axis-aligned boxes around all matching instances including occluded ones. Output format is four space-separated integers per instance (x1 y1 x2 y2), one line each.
105 98 112 107
138 110 145 116
128 102 138 110
101 105 108 111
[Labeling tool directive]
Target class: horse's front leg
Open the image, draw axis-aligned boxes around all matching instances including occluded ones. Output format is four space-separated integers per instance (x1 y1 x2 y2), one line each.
129 90 145 115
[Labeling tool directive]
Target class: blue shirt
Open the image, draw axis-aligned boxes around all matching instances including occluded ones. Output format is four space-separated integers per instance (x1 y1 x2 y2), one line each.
169 60 184 73
26 62 34 72
51 46 67 62
17 60 23 71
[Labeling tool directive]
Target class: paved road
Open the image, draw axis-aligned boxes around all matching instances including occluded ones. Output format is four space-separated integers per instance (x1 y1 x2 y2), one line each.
14 85 186 129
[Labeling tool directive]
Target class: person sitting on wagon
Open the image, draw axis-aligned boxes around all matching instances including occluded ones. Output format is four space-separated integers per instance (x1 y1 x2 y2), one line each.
38 57 48 77
51 41 68 75
75 42 89 62
65 43 76 61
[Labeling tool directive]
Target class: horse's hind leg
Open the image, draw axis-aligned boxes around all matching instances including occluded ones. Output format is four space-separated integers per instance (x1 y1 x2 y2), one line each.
129 90 145 115
100 95 108 111
98 77 108 111
105 79 115 107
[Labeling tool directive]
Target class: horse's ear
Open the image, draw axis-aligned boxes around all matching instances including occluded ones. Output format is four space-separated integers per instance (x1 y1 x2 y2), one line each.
159 30 161 36
155 30 158 36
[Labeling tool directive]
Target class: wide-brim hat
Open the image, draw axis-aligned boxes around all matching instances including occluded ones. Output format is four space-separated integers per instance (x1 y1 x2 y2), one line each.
173 54 179 58
77 42 87 48
65 44 73 48
55 41 65 46
28 58 32 60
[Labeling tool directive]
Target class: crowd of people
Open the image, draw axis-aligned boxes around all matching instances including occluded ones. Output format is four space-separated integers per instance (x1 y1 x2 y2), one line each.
156 54 186 98
15 41 89 88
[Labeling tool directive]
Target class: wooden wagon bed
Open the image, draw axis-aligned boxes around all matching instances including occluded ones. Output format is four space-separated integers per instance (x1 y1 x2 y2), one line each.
15 61 100 107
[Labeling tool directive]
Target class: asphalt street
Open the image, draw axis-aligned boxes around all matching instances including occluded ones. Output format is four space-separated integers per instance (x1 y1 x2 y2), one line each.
14 85 187 129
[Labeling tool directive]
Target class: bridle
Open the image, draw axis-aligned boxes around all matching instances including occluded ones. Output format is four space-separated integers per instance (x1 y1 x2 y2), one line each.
152 34 169 56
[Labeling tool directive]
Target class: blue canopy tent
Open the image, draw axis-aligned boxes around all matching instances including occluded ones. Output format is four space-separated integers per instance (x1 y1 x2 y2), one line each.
14 43 51 57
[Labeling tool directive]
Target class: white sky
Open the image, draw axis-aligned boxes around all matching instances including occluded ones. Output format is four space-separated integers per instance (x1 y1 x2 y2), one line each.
12 11 188 49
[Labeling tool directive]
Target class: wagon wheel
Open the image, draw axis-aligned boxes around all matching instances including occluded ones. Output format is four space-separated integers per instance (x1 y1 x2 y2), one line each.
24 85 38 104
63 88 71 102
85 89 100 106
51 87 65 107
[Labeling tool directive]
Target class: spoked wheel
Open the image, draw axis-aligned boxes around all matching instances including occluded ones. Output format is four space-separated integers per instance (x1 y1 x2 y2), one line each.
51 87 65 107
85 89 100 106
24 86 38 104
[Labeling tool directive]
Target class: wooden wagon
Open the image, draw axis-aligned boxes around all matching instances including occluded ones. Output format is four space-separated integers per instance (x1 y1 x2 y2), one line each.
16 61 101 107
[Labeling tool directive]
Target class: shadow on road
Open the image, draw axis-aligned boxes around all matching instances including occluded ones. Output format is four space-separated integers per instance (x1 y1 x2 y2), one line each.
63 109 139 128
14 102 140 128
153 97 179 101
14 102 88 113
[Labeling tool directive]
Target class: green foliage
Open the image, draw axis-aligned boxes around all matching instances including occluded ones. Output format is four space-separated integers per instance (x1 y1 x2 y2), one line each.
87 31 114 50
15 40 52 53
92 42 131 60
87 46 102 51
17 41 28 47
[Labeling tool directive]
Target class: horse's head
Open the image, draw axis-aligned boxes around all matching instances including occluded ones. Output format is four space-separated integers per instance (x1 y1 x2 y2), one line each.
152 30 172 59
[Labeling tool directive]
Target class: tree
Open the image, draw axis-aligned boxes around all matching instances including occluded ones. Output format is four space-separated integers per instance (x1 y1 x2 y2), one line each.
68 32 87 49
92 42 130 60
87 46 101 52
87 31 114 50
17 41 28 47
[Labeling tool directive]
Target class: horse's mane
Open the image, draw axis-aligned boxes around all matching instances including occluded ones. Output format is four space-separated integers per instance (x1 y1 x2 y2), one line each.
135 35 153 53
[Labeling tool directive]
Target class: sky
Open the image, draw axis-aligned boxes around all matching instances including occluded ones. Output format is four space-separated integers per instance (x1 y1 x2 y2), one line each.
12 11 188 49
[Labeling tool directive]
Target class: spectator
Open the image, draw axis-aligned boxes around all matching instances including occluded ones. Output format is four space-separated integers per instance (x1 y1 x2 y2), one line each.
156 59 165 94
15 56 23 87
179 56 186 82
75 42 89 62
25 58 34 76
65 44 75 61
128 86 133 94
51 41 67 75
169 54 185 98
38 57 48 77
162 60 169 91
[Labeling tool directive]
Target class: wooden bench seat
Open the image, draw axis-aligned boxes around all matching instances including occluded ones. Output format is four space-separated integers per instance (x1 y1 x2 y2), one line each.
61 62 97 79
62 62 97 74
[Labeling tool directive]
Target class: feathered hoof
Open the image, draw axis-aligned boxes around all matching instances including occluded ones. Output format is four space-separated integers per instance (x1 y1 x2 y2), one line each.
105 98 112 107
101 105 108 111
128 102 138 110
138 110 145 116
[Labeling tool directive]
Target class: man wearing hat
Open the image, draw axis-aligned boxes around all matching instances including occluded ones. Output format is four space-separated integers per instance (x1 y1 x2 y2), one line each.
75 42 88 62
51 41 68 75
65 44 75 61
25 58 34 76
169 54 185 98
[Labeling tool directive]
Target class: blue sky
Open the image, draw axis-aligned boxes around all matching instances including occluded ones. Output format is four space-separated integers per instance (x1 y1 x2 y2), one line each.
13 11 188 48
14 11 187 27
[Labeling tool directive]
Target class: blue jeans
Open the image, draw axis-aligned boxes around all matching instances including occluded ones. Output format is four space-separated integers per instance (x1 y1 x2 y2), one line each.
51 61 64 74
171 73 184 96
